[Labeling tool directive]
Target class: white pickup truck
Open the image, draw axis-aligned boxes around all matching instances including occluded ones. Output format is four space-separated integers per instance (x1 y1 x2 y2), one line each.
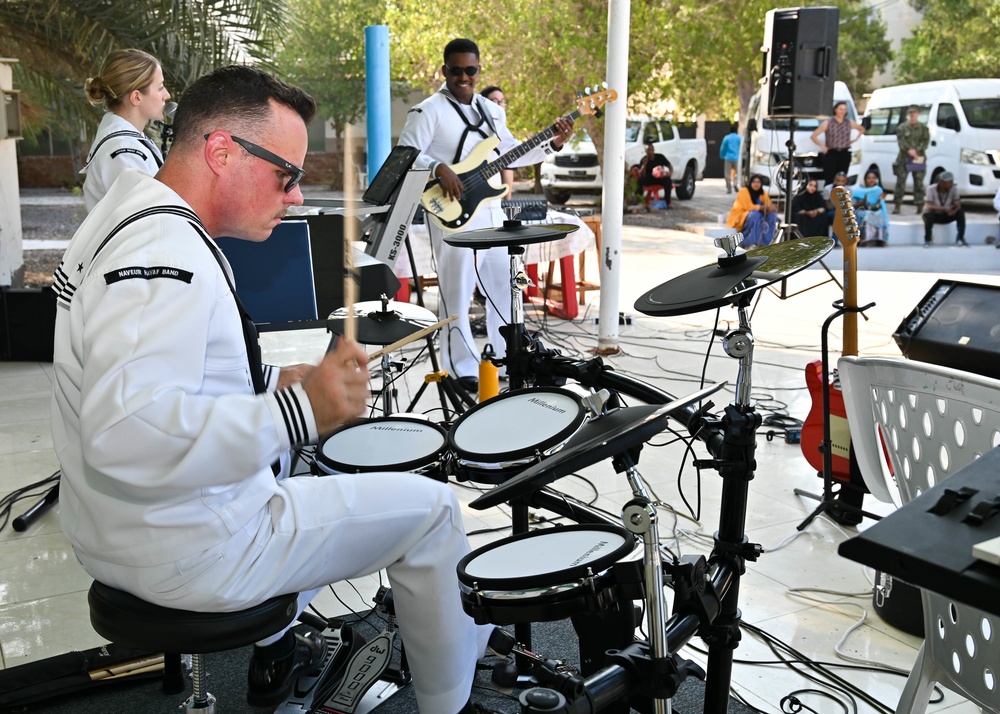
539 117 707 204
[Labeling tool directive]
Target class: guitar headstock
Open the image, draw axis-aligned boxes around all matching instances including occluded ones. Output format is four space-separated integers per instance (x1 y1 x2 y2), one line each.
830 186 860 250
576 85 618 116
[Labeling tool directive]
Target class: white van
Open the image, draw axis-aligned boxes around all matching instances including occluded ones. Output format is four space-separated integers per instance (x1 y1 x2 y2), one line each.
857 79 1000 199
739 80 859 196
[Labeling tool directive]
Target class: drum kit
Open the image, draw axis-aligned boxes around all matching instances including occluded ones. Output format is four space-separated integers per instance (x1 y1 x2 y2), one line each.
320 219 834 714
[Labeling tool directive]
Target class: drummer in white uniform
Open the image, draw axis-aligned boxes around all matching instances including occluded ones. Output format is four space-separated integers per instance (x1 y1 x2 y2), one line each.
81 49 171 212
51 65 491 714
398 38 574 390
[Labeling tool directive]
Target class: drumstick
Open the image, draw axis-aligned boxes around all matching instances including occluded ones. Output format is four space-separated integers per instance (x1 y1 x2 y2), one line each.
342 126 359 342
367 315 458 362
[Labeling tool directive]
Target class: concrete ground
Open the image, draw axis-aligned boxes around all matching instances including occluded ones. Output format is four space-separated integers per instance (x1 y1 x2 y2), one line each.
4 181 997 713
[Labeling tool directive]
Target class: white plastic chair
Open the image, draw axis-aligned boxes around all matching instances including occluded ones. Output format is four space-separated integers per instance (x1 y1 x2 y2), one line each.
839 355 1000 714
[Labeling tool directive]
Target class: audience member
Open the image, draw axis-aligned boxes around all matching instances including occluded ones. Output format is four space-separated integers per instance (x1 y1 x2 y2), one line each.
851 170 889 246
635 140 673 207
791 179 829 238
719 124 741 193
810 101 864 185
726 174 778 249
922 171 967 246
822 171 850 245
893 105 930 214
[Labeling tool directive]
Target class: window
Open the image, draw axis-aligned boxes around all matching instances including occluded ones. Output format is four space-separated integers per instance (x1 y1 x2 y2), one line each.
624 120 641 143
655 121 675 141
937 103 958 129
960 98 1000 129
866 105 930 136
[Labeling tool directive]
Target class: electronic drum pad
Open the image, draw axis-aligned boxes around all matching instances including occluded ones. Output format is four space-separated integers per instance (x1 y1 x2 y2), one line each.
634 236 834 317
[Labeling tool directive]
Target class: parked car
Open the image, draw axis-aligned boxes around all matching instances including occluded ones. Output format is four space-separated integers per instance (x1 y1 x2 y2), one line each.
739 80 860 195
857 78 1000 198
538 117 706 204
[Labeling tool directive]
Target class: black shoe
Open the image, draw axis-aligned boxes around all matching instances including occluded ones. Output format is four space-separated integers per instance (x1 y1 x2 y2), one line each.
457 376 478 393
247 624 327 707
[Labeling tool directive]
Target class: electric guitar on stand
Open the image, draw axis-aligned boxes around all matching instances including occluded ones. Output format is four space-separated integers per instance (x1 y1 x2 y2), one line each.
420 86 618 231
800 186 863 485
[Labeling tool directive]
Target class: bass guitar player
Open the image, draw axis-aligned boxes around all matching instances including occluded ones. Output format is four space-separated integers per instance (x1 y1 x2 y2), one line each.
397 37 575 390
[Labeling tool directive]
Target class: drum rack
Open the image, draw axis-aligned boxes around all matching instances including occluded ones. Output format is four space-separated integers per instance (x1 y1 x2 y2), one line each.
500 312 760 714
465 236 835 713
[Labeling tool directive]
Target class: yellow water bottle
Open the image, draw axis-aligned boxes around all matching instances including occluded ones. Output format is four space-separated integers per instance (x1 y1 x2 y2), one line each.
479 344 499 402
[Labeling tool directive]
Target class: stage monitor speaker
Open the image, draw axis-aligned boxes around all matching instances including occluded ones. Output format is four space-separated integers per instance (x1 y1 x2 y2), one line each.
763 6 839 117
893 279 1000 380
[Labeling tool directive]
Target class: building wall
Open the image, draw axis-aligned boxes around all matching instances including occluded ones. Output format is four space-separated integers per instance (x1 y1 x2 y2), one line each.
0 59 23 287
865 0 923 93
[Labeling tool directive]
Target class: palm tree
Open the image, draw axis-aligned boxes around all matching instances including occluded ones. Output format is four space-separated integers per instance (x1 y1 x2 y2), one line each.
0 0 289 138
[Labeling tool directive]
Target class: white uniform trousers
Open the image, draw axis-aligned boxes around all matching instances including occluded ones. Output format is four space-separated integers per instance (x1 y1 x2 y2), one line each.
76 473 492 714
428 206 513 380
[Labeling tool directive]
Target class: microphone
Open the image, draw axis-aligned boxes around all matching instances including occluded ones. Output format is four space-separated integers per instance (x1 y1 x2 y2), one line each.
13 482 59 532
154 102 179 154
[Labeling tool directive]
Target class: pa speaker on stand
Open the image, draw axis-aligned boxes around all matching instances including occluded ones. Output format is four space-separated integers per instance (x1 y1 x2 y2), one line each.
763 6 839 118
760 6 842 297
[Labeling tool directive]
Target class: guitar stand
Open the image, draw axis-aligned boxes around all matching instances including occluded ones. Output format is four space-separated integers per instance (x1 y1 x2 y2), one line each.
400 232 476 420
794 299 882 531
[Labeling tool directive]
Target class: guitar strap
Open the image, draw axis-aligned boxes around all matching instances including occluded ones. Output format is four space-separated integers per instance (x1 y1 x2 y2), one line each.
442 92 497 164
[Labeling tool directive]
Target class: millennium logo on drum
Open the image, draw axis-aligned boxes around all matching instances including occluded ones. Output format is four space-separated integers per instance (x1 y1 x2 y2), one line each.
527 397 567 414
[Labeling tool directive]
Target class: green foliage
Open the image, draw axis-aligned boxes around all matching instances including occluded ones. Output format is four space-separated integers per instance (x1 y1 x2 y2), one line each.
897 0 1000 82
276 0 391 140
0 0 288 139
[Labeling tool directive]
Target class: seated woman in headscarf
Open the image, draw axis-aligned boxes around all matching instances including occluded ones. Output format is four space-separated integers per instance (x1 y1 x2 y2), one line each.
791 179 829 238
851 170 889 246
727 174 779 249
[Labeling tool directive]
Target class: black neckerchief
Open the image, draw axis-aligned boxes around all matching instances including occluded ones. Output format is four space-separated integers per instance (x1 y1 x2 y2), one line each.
440 90 498 164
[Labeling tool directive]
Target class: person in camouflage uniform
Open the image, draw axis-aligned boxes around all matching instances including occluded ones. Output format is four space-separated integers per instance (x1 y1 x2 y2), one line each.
893 105 930 214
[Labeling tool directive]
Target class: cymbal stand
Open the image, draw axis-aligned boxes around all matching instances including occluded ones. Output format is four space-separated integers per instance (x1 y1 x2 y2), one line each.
402 233 475 420
501 243 531 391
495 239 542 663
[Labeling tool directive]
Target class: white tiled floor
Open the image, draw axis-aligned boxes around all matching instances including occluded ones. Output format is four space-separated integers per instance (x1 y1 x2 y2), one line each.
2 223 994 713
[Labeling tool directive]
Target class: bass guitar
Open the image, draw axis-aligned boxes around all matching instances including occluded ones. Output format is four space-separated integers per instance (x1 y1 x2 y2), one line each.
800 186 861 480
420 87 618 231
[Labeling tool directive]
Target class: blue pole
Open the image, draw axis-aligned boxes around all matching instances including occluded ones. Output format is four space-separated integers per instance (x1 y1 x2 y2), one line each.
365 25 391 185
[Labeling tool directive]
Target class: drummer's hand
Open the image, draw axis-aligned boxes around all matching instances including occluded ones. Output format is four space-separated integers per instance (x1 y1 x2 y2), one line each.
301 339 370 435
435 164 463 202
277 363 314 389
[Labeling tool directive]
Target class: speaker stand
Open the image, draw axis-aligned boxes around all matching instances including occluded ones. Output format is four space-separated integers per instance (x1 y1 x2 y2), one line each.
770 117 842 300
